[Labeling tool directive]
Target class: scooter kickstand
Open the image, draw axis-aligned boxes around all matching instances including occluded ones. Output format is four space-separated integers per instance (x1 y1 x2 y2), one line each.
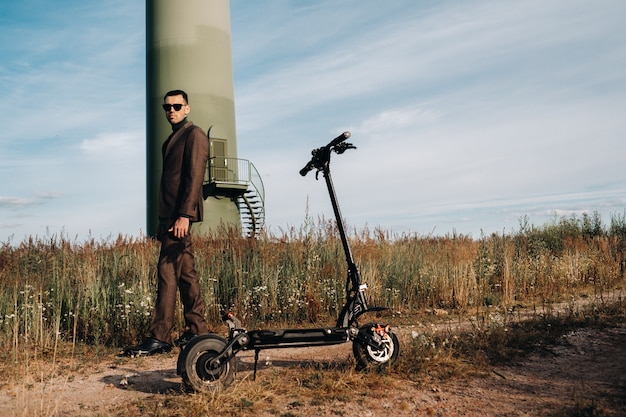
253 349 260 380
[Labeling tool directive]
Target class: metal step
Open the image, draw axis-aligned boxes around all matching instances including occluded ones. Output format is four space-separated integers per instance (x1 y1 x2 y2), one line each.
238 186 265 238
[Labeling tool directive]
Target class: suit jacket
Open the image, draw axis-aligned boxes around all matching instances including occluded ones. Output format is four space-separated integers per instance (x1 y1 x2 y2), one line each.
158 121 209 223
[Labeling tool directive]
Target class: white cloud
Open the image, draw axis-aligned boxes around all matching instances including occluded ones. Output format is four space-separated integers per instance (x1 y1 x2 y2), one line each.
36 192 64 200
80 131 144 156
0 197 36 209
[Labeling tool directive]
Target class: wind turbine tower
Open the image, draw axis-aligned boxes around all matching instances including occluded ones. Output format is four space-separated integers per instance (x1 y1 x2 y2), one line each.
146 0 264 237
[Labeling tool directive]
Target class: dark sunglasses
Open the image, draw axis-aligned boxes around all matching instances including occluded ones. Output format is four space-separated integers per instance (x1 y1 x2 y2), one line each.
162 103 185 111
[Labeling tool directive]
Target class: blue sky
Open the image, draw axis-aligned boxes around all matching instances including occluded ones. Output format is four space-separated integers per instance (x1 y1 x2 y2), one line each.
1 0 625 243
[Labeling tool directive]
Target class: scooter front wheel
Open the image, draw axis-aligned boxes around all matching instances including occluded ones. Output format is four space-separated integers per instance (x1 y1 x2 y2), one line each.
352 323 400 371
177 334 235 393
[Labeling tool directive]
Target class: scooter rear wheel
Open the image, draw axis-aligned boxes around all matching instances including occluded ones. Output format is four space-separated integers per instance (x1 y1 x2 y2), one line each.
178 334 235 393
352 323 400 371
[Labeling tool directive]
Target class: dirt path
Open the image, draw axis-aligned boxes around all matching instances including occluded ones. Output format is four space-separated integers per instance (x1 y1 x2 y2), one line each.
1 322 625 416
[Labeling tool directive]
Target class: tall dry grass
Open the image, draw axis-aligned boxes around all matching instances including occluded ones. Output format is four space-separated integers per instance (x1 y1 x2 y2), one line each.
1 211 625 356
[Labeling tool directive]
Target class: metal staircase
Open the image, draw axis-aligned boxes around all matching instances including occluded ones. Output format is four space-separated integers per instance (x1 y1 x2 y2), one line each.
204 157 265 237
238 188 265 237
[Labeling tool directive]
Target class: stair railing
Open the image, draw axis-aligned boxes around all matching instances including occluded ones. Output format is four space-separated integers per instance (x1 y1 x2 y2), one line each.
206 157 265 234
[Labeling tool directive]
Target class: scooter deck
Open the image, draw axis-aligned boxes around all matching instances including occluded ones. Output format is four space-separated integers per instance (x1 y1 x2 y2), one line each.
246 326 350 349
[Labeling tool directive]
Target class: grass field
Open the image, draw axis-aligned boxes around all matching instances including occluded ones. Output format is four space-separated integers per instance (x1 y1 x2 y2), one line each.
2 211 624 351
1 211 625 415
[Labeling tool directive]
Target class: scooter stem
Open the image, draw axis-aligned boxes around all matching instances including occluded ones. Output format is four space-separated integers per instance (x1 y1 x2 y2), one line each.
321 164 357 276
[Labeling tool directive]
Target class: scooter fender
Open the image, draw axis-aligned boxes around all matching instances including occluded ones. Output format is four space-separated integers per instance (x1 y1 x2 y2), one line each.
338 304 388 328
359 306 387 317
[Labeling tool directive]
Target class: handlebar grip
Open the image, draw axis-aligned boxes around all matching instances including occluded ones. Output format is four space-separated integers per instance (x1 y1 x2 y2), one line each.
329 131 351 147
299 162 313 176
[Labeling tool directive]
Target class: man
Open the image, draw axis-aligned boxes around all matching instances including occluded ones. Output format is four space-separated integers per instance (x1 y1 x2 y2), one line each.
125 90 210 356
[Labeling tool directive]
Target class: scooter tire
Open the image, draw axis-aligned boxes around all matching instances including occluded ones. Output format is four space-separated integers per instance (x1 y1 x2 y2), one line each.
352 323 400 372
178 334 235 393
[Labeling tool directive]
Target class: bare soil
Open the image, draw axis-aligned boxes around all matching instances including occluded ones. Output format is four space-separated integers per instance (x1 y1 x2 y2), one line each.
1 321 625 416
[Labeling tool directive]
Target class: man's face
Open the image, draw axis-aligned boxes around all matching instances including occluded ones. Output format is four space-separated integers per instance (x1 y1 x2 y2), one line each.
163 94 190 125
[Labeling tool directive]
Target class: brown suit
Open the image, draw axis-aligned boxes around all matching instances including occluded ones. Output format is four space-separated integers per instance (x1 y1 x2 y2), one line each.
158 121 208 222
150 121 210 344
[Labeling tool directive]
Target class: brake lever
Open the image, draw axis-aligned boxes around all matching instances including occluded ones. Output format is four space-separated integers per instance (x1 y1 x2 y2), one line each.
334 142 356 154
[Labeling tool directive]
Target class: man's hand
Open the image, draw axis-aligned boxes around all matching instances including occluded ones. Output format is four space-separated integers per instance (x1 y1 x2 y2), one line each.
168 216 190 239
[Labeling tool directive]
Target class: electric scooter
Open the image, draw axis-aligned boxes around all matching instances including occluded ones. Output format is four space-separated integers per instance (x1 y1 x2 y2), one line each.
177 132 401 393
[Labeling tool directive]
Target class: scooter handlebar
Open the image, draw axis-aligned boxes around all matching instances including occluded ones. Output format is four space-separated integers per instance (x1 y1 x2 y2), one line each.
299 131 352 176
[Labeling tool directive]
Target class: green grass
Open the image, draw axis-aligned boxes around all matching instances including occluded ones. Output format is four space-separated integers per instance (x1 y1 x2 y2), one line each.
1 211 625 416
0 211 625 354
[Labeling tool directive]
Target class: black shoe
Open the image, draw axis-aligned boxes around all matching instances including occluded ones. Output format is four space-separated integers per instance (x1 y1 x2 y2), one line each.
174 330 197 348
123 338 172 357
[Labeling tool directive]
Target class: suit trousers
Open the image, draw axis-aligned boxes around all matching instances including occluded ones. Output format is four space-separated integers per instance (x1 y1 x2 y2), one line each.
149 224 209 344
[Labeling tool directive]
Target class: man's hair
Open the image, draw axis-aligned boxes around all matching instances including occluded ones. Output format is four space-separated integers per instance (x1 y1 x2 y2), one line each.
164 89 189 104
